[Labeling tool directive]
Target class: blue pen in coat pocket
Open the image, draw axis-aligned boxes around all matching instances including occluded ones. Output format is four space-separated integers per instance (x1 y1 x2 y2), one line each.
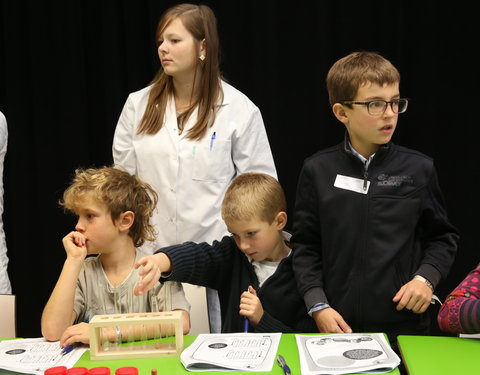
209 132 216 151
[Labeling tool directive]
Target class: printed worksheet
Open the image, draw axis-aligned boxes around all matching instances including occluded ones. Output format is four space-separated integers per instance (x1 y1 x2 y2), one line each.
295 333 400 375
180 333 281 372
0 338 87 375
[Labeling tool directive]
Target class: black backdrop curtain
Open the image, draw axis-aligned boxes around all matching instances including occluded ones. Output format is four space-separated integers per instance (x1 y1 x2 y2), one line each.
0 0 478 338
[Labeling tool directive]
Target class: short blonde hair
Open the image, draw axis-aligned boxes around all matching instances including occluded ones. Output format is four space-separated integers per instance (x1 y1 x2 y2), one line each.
60 167 158 248
221 173 286 224
327 51 400 106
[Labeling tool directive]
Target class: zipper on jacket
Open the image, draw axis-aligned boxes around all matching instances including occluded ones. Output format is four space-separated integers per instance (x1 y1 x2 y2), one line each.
363 161 369 191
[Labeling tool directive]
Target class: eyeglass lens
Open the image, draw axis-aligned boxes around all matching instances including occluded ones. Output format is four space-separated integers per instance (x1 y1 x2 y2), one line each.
369 99 408 114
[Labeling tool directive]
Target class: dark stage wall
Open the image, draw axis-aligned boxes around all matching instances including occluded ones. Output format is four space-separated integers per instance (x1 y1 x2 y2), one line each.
0 0 478 337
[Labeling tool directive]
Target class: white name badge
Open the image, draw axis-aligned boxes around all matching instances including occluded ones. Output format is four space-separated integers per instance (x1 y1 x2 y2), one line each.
334 174 370 194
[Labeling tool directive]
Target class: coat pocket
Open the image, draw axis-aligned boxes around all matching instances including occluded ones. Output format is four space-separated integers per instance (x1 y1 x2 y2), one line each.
192 139 232 182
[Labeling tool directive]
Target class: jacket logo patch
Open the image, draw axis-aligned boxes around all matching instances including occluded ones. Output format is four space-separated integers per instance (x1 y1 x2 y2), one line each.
376 174 413 187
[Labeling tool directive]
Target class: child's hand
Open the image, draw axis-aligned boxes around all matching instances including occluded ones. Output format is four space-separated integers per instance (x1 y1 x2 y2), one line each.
59 322 90 347
313 307 352 333
133 254 162 296
393 279 433 313
239 285 263 326
62 231 87 261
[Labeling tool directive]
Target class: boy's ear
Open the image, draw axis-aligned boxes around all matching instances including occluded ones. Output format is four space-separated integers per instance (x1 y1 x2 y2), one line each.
118 211 135 232
274 211 287 230
332 103 349 125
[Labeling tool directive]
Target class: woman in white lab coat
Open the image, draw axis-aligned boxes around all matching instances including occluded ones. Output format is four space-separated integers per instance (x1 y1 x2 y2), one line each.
112 4 277 332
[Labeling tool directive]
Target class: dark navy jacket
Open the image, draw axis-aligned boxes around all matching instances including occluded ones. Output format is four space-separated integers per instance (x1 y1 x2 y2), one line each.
292 138 459 338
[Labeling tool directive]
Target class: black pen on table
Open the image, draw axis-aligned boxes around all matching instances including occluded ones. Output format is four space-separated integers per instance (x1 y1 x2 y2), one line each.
277 354 291 375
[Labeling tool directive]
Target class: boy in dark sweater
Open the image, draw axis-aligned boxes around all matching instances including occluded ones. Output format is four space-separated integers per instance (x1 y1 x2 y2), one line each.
134 172 317 333
291 51 458 345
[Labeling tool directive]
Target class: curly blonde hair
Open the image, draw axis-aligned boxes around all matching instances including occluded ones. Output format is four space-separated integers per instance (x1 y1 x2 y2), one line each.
60 166 158 247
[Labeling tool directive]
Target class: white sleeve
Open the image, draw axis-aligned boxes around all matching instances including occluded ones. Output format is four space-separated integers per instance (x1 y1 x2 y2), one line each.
112 95 138 175
231 105 277 179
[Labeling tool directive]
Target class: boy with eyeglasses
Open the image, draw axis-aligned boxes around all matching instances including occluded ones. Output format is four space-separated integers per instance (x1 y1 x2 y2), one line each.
291 51 459 348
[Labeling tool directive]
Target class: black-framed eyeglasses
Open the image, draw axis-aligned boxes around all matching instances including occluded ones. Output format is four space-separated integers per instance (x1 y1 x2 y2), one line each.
339 98 409 115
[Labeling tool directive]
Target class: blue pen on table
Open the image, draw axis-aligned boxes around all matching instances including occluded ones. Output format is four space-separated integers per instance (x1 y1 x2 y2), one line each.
277 355 291 375
61 344 75 355
209 131 216 151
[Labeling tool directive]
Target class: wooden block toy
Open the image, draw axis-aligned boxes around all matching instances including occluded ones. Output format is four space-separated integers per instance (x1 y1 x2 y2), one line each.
89 311 183 360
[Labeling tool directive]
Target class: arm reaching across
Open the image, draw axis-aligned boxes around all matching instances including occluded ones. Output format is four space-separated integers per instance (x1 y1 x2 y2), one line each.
133 253 172 296
133 253 190 333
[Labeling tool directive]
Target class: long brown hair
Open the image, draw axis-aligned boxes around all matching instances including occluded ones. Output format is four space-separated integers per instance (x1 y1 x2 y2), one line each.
138 3 223 140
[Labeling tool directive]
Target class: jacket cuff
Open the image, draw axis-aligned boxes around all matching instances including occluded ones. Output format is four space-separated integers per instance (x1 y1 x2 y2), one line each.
415 264 441 289
304 287 328 311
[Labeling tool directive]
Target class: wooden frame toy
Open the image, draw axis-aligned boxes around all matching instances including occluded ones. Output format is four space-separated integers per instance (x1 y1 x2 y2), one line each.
89 310 184 360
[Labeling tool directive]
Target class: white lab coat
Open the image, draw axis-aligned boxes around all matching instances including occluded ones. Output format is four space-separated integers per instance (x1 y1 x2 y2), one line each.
113 80 277 251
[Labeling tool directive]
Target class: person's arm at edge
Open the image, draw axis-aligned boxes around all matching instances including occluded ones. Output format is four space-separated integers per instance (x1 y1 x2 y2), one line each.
438 263 480 334
393 167 459 313
0 112 11 294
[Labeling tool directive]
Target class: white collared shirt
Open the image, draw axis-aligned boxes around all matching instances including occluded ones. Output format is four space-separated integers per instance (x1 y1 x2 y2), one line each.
248 232 292 287
348 141 375 170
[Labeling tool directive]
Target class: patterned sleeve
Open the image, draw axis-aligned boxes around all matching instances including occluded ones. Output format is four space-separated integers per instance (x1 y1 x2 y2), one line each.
437 262 480 333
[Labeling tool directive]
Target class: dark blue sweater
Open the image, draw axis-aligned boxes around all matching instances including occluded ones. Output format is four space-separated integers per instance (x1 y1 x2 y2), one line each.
158 236 317 333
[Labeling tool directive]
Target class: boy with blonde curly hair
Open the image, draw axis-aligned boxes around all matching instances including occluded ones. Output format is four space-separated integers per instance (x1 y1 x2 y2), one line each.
41 167 190 347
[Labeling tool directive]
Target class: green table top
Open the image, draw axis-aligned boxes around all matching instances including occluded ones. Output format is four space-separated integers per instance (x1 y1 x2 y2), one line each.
397 335 480 375
74 334 400 375
1 334 401 375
